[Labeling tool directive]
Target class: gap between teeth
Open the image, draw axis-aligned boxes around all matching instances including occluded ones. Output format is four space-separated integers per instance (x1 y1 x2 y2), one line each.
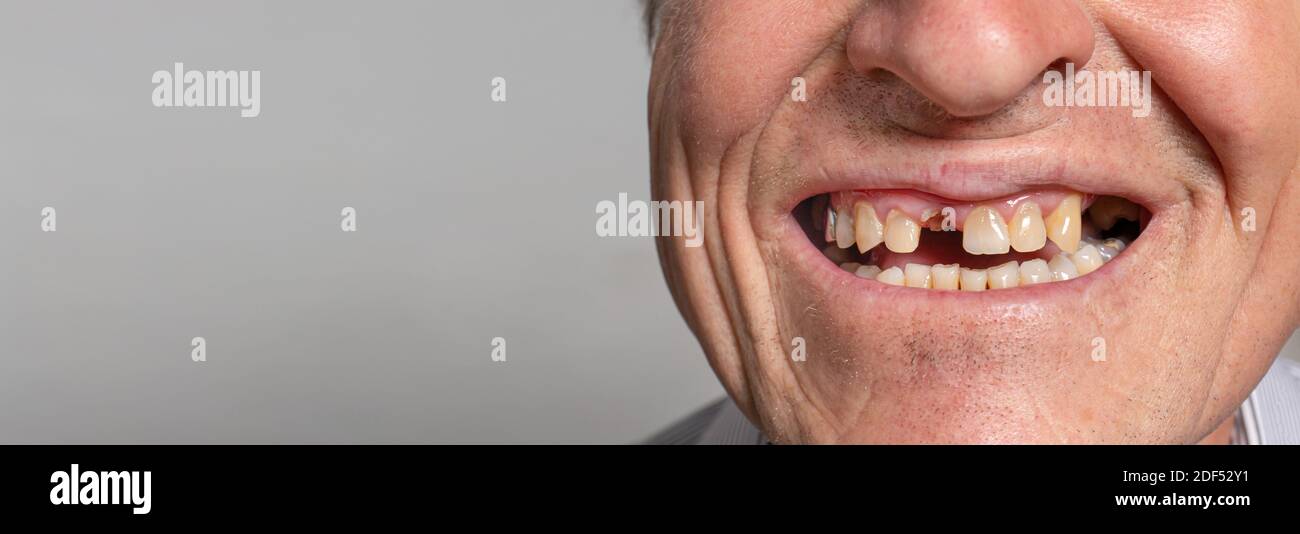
838 237 1125 290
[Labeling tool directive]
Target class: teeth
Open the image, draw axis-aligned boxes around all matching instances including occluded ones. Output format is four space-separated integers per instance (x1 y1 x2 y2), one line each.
931 263 960 290
1018 259 1051 285
1097 238 1126 262
987 261 1020 289
962 206 1011 255
904 263 933 288
838 247 1123 289
1045 194 1082 253
835 206 855 249
853 202 885 253
959 268 988 291
1048 253 1079 281
854 265 882 279
825 208 836 243
884 210 921 253
875 266 905 286
1008 201 1047 253
1071 244 1104 275
1088 196 1140 230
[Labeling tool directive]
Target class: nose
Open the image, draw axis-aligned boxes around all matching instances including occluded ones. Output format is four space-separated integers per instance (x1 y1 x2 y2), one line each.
846 0 1095 118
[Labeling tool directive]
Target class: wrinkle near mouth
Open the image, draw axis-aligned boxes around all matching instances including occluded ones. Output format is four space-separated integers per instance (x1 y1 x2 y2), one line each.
797 189 1147 290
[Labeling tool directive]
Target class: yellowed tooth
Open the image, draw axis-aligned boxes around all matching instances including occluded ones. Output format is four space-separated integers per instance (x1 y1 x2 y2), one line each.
987 261 1020 289
959 268 988 291
1018 259 1051 285
875 266 905 286
931 263 959 290
1008 201 1047 253
904 263 932 288
854 265 882 279
1071 244 1103 275
884 210 920 253
1087 196 1140 230
1048 253 1079 281
835 206 855 249
853 202 885 253
962 206 1011 255
1045 194 1082 253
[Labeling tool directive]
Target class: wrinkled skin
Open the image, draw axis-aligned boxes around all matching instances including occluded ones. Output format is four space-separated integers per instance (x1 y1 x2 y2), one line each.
648 0 1300 443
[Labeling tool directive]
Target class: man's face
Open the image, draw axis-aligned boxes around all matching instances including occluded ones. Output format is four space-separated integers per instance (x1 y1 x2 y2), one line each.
648 0 1300 443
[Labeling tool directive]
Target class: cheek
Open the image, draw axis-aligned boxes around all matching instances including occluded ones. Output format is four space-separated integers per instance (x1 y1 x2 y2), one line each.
1095 0 1300 188
670 0 855 150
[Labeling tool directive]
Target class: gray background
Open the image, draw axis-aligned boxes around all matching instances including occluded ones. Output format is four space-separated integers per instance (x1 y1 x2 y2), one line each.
0 0 722 443
0 1 1295 443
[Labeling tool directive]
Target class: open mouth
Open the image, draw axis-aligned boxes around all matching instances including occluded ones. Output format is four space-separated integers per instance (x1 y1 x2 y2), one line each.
796 189 1148 290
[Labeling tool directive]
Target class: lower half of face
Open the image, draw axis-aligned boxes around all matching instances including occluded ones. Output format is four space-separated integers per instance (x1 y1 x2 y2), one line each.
650 0 1300 443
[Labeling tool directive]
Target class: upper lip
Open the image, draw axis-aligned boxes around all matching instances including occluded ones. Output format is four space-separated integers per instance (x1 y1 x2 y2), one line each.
769 140 1178 220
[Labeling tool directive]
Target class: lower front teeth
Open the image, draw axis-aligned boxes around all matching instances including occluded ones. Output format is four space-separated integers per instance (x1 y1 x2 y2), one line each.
838 237 1126 291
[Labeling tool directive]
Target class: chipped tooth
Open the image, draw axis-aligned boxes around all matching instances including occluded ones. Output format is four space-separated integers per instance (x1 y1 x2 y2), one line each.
1009 201 1047 253
884 209 921 253
931 263 960 290
839 261 862 272
854 265 882 279
853 202 885 253
959 268 988 291
875 266 905 286
835 206 855 249
904 263 932 288
1087 196 1141 230
1048 253 1079 281
962 206 1011 255
1071 244 1103 275
987 261 1020 289
1045 193 1082 253
1018 259 1052 285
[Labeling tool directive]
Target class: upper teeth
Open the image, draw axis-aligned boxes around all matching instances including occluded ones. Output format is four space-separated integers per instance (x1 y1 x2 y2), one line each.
828 194 1087 256
963 206 1011 255
884 209 921 253
1044 194 1082 253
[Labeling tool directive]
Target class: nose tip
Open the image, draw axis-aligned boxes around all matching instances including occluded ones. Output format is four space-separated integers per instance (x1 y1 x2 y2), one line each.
847 0 1095 118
